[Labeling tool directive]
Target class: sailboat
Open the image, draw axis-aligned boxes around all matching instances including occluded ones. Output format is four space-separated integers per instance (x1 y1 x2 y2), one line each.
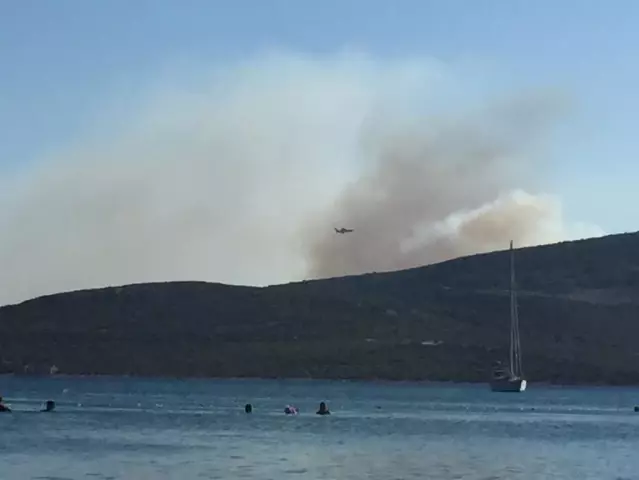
490 240 527 393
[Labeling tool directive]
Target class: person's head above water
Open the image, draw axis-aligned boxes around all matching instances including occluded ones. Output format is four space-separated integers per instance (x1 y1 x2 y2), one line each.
43 400 56 412
317 401 330 415
245 403 252 413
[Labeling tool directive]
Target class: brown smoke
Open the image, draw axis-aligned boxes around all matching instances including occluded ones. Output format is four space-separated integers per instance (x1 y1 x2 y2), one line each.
0 51 602 305
303 93 601 278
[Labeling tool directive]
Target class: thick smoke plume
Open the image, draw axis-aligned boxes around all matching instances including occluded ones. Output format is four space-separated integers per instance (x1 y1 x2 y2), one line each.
304 93 603 278
0 51 602 305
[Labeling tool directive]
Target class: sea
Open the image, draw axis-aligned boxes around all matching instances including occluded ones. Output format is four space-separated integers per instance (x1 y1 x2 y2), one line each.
1 376 638 480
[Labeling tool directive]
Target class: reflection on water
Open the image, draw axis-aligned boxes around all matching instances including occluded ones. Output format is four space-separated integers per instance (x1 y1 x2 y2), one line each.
0 377 638 479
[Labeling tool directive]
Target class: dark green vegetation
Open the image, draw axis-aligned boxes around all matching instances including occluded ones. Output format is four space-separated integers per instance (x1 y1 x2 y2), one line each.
2 232 639 384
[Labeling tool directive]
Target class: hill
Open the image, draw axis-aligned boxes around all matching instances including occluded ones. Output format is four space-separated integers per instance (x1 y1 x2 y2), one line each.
2 231 639 385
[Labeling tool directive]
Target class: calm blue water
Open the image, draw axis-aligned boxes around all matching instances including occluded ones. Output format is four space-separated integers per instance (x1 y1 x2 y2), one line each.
1 377 638 479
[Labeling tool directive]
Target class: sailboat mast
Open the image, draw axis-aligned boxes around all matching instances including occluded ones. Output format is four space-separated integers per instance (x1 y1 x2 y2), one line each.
509 241 515 376
509 240 523 378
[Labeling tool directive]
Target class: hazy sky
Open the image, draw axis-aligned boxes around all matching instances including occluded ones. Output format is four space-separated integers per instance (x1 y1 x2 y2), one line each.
0 0 637 302
3 0 637 232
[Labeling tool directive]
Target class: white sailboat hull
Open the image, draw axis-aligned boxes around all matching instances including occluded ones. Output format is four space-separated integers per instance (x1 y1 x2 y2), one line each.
490 378 527 393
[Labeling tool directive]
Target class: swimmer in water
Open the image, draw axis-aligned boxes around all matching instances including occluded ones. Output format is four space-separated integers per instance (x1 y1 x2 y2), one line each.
0 396 11 412
41 400 56 412
316 401 330 415
284 405 298 415
245 403 253 413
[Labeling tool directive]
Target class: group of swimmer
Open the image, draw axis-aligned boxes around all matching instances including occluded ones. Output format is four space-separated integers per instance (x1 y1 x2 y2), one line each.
245 401 331 416
2 395 329 415
0 396 56 413
5 392 636 416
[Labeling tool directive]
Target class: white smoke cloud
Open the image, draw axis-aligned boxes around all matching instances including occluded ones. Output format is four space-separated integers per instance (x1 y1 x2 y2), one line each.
401 190 606 258
0 50 602 305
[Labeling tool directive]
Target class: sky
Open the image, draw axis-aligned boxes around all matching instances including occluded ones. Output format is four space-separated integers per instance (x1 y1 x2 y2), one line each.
0 0 638 302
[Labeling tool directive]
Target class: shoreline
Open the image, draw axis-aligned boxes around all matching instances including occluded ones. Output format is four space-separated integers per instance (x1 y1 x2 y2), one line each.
3 372 639 388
